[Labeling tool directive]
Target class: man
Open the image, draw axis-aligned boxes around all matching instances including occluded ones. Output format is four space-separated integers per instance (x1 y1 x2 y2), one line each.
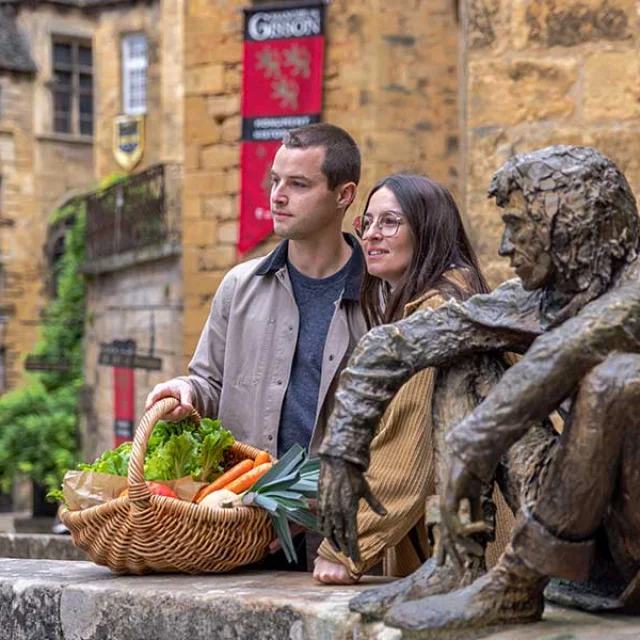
146 123 366 571
318 145 640 634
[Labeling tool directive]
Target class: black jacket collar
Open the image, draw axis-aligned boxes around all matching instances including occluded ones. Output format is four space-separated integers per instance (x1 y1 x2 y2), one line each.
256 233 363 301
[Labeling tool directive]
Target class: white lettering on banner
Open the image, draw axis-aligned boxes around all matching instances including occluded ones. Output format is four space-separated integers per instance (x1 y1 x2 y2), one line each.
248 9 321 41
255 207 270 220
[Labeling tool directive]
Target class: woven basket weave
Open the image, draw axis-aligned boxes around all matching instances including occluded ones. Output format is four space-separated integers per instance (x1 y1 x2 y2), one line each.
60 397 275 574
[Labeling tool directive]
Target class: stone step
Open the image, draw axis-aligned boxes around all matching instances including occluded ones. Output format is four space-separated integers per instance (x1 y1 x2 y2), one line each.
0 533 88 561
1 559 639 639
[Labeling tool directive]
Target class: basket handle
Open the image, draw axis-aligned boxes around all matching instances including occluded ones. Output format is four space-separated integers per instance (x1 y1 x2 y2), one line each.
127 397 201 507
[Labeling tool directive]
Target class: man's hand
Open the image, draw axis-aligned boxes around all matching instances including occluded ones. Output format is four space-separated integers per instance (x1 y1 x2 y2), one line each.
145 379 195 421
436 455 488 575
318 456 387 565
313 556 359 585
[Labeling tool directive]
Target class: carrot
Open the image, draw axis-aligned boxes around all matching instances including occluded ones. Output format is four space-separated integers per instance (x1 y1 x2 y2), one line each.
253 451 270 467
224 462 272 494
194 459 254 503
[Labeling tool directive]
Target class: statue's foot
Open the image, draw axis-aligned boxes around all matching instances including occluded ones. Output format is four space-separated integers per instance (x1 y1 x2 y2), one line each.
384 545 548 636
350 556 484 620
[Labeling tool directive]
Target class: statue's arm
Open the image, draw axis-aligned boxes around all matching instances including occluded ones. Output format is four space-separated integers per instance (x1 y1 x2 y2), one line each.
446 276 640 483
319 280 541 470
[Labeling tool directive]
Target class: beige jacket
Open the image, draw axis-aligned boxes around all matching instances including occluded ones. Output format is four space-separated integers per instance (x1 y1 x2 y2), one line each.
180 235 367 458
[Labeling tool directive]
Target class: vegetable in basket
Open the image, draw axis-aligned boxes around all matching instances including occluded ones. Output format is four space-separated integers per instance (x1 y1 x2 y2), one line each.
47 416 235 504
242 444 321 564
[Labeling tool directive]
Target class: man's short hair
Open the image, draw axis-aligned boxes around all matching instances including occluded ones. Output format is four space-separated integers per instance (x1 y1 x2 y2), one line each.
282 123 361 190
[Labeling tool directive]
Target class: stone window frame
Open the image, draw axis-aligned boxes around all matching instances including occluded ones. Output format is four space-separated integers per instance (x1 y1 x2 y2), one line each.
121 32 148 116
51 36 94 137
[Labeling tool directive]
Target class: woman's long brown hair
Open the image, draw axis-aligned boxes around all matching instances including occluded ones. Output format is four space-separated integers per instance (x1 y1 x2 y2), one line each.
360 174 490 329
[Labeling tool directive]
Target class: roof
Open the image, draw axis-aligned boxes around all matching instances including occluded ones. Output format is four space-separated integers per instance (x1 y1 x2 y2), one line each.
0 11 36 74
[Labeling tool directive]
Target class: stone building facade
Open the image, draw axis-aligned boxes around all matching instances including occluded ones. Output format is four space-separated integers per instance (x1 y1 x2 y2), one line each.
3 0 640 458
81 0 186 459
0 3 95 392
462 0 640 283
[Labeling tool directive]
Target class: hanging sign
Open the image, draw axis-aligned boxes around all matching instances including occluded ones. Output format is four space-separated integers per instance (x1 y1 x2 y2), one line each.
98 340 162 371
113 115 145 172
238 2 326 254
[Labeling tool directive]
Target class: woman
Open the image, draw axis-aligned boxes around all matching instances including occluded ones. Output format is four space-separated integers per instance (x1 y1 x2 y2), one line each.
313 174 514 586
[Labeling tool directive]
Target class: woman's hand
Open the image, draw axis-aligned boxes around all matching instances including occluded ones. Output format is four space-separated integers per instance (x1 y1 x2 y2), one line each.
313 557 359 585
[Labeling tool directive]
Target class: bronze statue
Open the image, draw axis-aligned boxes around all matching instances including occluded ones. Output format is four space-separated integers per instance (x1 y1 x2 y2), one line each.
318 145 640 635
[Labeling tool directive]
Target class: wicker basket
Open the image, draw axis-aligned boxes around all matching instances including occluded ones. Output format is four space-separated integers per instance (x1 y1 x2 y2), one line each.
60 397 275 574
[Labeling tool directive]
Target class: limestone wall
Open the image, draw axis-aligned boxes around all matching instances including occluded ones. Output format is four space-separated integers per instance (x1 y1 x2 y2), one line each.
463 0 640 284
82 255 183 461
0 6 95 391
0 75 37 391
93 0 184 177
181 0 461 366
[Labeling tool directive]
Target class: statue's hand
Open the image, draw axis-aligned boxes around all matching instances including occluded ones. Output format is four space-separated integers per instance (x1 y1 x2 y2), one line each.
318 456 387 564
436 455 489 576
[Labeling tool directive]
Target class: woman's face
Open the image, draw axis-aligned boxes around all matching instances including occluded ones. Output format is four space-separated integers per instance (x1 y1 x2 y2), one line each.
361 186 414 289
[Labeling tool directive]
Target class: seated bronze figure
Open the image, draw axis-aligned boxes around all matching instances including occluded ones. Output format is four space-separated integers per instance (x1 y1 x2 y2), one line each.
318 145 640 635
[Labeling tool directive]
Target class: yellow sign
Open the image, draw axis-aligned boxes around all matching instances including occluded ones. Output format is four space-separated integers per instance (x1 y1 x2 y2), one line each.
113 115 144 172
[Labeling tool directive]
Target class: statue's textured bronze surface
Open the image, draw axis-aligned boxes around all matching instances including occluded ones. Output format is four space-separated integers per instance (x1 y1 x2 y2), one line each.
318 145 640 635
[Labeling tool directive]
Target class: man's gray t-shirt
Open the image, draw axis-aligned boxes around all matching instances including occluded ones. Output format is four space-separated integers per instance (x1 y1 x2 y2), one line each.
277 257 352 456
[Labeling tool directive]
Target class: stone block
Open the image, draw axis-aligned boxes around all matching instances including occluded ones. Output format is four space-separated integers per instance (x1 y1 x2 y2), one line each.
185 65 225 96
468 58 577 128
200 145 239 171
184 171 226 197
198 246 237 272
467 0 510 52
224 65 242 93
202 195 238 222
185 96 221 145
584 51 640 121
182 218 216 248
0 534 88 562
512 0 634 49
220 114 241 144
207 94 241 120
224 167 240 195
217 220 239 245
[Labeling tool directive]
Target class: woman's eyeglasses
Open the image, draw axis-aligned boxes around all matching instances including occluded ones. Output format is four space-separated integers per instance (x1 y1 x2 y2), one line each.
353 213 404 239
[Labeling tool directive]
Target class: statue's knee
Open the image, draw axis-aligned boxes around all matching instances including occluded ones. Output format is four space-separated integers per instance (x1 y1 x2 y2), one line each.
584 354 640 400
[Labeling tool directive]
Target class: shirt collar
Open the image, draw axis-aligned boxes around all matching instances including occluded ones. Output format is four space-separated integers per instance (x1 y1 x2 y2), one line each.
256 233 364 301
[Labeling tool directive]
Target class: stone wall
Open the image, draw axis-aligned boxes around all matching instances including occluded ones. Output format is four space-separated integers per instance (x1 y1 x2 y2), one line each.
0 74 37 391
82 255 183 461
0 6 96 391
93 0 184 177
181 0 460 366
462 0 640 285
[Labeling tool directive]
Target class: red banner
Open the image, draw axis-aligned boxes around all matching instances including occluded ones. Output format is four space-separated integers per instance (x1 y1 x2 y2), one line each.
238 3 326 255
114 367 134 447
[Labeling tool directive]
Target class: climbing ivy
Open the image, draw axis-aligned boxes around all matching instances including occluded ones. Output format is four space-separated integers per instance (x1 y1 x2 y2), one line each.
0 202 86 494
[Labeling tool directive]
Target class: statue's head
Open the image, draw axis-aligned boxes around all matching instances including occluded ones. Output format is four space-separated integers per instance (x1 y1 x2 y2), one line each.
489 145 638 294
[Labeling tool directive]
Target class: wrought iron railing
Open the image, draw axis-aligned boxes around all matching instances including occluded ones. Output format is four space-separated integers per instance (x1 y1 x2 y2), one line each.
85 163 182 263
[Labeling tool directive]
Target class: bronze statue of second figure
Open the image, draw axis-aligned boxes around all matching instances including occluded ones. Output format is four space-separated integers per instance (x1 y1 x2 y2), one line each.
318 145 640 635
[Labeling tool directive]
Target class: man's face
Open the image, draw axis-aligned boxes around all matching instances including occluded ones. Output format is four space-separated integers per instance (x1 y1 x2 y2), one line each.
270 145 344 240
498 191 555 291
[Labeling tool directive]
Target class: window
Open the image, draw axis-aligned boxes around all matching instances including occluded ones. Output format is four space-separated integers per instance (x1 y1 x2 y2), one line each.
122 33 147 115
52 39 93 136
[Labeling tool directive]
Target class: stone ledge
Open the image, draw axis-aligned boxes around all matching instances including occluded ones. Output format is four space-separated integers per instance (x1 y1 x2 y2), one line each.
0 533 88 561
1 559 640 640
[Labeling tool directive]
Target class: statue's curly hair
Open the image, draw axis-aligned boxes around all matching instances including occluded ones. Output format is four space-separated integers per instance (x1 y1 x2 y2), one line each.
489 145 638 296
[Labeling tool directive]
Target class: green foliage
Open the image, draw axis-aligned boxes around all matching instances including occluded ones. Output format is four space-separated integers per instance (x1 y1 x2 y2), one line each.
0 201 86 496
144 417 234 483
